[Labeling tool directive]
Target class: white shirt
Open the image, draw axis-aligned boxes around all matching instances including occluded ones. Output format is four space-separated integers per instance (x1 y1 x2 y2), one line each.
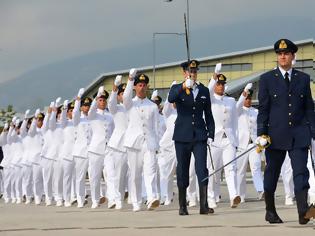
278 66 293 81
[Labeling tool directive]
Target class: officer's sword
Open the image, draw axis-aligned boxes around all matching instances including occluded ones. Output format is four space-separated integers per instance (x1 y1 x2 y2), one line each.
207 144 217 184
201 145 257 182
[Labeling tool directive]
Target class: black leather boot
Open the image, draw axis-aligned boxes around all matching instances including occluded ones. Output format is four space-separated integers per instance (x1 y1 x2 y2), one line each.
296 189 314 225
264 192 283 223
199 185 214 215
178 188 189 216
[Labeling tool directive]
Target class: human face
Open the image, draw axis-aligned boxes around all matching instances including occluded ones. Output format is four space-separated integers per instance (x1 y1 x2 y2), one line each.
81 105 90 115
189 69 198 81
97 97 107 110
117 92 124 103
37 119 43 128
182 69 190 78
134 82 148 99
277 51 294 71
244 97 252 108
67 109 73 119
214 82 225 96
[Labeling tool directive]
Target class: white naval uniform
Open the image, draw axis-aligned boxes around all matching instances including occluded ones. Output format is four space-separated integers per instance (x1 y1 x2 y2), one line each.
106 90 129 207
20 119 34 202
280 154 294 202
0 130 12 202
72 100 92 206
87 99 114 206
208 79 239 202
49 110 65 204
28 118 44 203
59 109 76 206
158 97 177 204
10 128 24 203
235 94 264 201
123 79 160 210
308 149 315 204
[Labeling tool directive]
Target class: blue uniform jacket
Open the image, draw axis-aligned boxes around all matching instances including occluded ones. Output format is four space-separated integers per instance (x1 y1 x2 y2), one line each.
168 82 215 142
257 68 315 150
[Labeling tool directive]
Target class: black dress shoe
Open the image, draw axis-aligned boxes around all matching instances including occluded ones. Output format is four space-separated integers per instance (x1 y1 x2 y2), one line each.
179 207 189 215
299 216 310 225
200 207 214 215
265 211 283 224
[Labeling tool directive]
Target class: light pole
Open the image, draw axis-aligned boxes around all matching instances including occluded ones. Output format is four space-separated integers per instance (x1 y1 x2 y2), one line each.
164 0 190 53
153 32 184 90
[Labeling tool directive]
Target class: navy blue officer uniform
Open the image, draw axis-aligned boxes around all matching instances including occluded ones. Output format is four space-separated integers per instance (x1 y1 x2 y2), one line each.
168 60 215 215
257 39 315 224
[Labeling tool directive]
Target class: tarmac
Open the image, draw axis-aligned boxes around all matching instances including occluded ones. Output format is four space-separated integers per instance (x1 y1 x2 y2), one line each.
0 179 315 236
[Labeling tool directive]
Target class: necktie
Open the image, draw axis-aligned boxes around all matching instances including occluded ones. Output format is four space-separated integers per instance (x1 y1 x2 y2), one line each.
284 72 290 88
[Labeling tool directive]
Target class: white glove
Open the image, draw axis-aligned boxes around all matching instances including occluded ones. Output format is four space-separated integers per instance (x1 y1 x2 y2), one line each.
12 116 17 123
207 138 213 145
97 86 104 97
214 63 222 74
24 109 30 119
114 75 122 86
55 97 62 107
185 78 193 89
35 108 41 118
15 119 20 126
77 88 85 98
171 80 177 88
151 90 158 100
129 68 137 79
63 100 69 109
49 101 55 108
255 136 267 146
4 123 9 130
244 83 252 93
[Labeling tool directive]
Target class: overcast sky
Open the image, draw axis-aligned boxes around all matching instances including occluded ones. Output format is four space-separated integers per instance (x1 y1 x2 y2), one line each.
0 0 314 84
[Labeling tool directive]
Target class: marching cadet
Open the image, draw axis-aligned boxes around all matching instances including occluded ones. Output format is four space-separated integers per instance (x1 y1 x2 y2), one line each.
59 100 77 207
0 123 12 203
87 86 114 209
72 88 92 208
20 110 34 204
106 76 129 210
49 98 65 207
236 85 264 203
169 60 215 215
9 119 24 204
158 81 178 205
207 66 241 209
123 69 160 212
308 149 315 205
257 38 315 224
28 109 45 205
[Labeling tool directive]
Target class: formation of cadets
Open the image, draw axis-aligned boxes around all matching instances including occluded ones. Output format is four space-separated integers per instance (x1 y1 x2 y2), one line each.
0 38 315 223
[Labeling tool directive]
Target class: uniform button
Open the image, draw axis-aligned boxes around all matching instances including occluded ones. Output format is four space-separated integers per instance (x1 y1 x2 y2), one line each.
193 107 196 110
192 122 195 125
289 104 292 107
289 94 292 97
289 113 291 116
274 94 277 98
289 122 292 125
192 114 195 117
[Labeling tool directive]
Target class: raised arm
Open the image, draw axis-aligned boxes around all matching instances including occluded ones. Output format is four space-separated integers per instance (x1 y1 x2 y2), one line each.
108 90 118 115
123 68 137 111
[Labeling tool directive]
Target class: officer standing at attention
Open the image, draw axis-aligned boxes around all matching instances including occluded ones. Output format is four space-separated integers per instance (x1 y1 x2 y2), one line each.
168 60 215 215
257 38 315 224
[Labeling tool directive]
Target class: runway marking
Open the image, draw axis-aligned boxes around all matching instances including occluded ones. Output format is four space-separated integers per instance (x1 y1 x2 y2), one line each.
135 226 176 229
233 225 277 228
88 226 129 230
0 228 37 232
41 227 82 231
183 225 223 228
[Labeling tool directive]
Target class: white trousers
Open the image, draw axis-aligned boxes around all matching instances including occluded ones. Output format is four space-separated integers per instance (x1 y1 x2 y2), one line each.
13 166 23 199
62 158 75 203
3 168 12 200
53 160 63 202
236 144 264 199
127 146 158 205
187 154 198 202
41 158 54 201
280 155 294 198
158 146 177 202
88 152 105 205
22 165 33 198
74 156 89 205
104 148 128 203
208 139 238 201
32 163 44 199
